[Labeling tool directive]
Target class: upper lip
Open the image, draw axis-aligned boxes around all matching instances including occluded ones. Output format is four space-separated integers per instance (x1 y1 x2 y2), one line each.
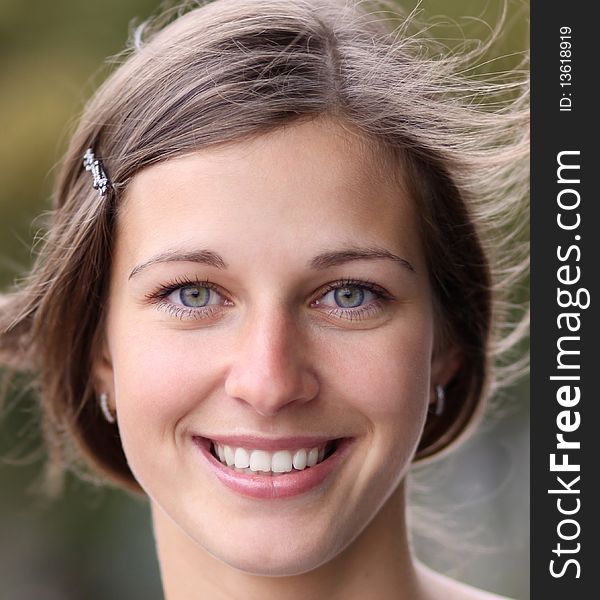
195 434 345 451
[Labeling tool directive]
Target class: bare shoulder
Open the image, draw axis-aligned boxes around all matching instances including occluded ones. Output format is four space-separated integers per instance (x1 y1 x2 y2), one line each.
416 562 515 600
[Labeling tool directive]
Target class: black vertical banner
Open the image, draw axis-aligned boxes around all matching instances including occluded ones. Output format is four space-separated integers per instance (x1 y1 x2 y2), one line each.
531 1 597 598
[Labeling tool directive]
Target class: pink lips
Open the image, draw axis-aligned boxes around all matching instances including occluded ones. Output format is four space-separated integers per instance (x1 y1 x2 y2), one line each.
193 436 353 500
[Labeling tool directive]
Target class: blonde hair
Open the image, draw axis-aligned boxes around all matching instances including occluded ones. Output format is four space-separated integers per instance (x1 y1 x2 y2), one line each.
0 0 529 493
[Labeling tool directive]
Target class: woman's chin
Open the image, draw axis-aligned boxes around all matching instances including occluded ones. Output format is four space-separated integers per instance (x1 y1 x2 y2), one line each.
217 552 328 578
205 534 341 578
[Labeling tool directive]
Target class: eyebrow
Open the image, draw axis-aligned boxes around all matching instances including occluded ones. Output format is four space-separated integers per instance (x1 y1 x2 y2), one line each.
309 247 415 273
129 250 227 279
128 246 415 280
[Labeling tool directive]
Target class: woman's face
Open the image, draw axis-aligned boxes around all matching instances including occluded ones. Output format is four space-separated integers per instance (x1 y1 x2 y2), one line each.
96 119 452 575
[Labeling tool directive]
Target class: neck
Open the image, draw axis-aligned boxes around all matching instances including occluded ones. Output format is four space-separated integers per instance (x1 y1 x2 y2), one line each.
152 482 424 600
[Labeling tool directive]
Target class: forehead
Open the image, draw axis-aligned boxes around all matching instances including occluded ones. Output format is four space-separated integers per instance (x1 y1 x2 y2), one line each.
116 119 425 273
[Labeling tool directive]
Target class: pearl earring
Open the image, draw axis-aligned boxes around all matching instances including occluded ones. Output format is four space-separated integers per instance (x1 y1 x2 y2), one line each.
99 392 116 424
433 384 445 416
428 385 445 416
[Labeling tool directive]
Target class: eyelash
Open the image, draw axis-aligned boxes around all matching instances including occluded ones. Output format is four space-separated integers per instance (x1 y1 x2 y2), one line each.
145 276 225 321
145 276 395 322
311 279 395 321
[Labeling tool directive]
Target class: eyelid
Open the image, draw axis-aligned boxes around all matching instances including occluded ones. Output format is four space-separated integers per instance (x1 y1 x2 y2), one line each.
309 279 396 324
316 286 377 308
144 277 232 322
311 279 395 304
144 276 229 303
166 284 224 308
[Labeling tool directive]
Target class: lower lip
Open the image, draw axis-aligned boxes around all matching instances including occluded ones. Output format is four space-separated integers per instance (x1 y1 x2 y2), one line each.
193 437 354 500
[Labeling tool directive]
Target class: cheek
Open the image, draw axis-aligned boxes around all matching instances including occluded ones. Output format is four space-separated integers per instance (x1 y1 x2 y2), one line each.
313 317 433 534
323 317 433 419
112 328 222 419
316 315 433 494
108 325 230 494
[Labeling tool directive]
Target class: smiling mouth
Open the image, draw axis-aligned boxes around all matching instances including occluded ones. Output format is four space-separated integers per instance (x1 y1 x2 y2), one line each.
208 439 340 476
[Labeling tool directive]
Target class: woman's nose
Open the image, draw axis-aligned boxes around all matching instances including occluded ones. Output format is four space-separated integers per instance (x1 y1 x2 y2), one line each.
224 309 319 416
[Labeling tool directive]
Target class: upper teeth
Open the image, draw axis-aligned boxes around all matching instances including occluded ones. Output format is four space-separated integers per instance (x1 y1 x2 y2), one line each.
212 442 329 474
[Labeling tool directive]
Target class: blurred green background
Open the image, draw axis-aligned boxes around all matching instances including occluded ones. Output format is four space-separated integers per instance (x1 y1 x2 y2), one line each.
0 1 529 599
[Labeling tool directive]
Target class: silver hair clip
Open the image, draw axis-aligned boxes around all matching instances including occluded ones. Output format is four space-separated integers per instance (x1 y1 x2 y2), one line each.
83 148 110 196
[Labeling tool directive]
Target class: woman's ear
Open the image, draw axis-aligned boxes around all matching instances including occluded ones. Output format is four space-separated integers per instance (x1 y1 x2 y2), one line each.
415 343 467 461
428 345 462 410
91 330 116 409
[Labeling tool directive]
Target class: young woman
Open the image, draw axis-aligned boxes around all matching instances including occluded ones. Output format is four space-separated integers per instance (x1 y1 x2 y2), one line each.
0 0 529 598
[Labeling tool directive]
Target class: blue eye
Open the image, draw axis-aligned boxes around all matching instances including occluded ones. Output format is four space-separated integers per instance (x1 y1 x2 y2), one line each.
167 284 222 308
333 286 365 308
319 284 377 309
